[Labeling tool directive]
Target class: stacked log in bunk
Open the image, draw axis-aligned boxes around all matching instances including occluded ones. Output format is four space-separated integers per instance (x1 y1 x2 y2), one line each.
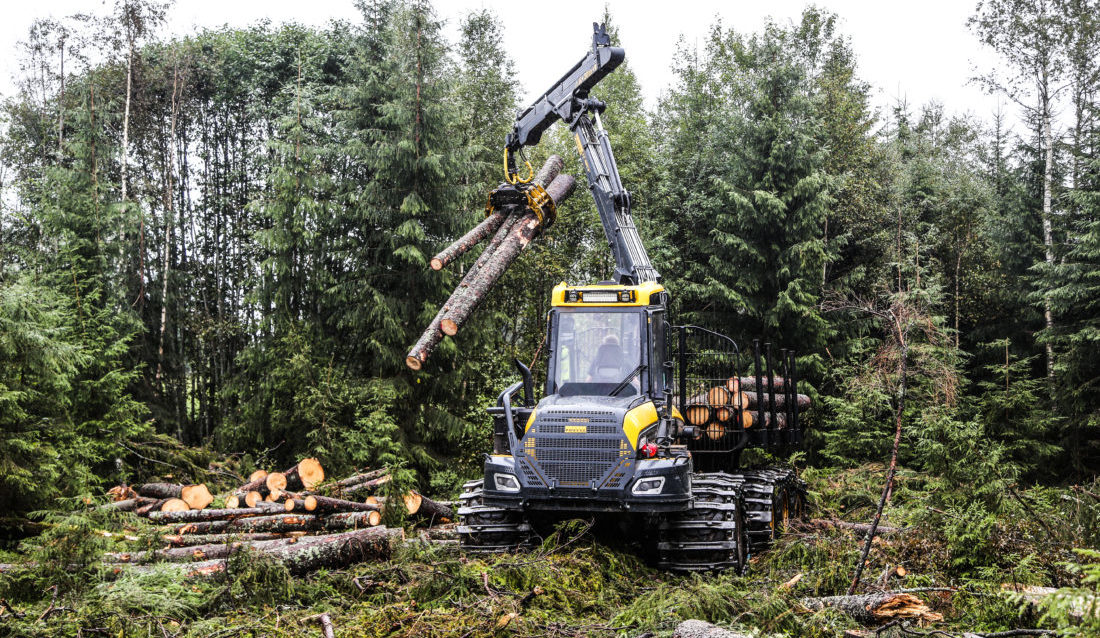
407 155 578 370
682 376 812 441
101 458 457 576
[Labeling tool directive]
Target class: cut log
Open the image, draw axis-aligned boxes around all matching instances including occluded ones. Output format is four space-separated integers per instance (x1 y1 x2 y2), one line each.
332 469 388 489
180 484 213 510
101 497 158 512
735 376 790 391
307 495 379 515
248 469 268 482
232 475 273 503
163 532 299 547
245 491 263 507
673 619 751 638
684 404 711 426
265 490 283 503
224 495 240 509
431 209 508 271
800 519 905 535
706 386 730 406
800 592 943 624
340 475 391 498
132 527 403 579
285 497 316 512
160 498 189 513
173 514 324 536
742 391 812 410
704 422 727 440
135 498 171 516
533 154 564 188
404 491 455 523
304 613 337 638
284 458 324 491
440 174 577 338
148 507 276 524
134 483 184 499
323 510 382 529
407 214 524 370
265 472 287 494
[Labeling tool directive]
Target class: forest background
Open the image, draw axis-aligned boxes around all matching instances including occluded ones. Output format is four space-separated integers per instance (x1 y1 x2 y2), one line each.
1 0 1099 533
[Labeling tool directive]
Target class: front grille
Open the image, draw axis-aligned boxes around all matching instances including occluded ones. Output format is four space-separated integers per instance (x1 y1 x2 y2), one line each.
522 409 627 488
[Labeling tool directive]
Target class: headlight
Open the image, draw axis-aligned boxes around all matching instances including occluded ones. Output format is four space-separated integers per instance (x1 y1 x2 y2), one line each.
632 476 665 495
493 473 521 492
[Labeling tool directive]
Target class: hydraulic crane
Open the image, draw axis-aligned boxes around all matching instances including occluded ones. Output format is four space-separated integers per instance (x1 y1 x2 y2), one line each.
456 23 809 572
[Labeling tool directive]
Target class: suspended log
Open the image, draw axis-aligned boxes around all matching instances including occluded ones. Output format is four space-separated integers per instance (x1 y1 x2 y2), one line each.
283 458 325 491
800 592 943 624
742 391 812 410
533 154 564 188
406 214 524 370
439 174 577 337
163 532 301 547
402 491 455 522
431 209 509 271
148 507 275 524
160 499 189 513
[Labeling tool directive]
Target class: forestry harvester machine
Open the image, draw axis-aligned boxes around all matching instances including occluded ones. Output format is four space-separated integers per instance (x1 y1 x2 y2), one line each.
415 24 811 573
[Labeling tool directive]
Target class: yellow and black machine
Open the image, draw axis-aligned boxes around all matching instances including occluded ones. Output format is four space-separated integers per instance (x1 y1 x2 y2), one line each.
457 24 808 571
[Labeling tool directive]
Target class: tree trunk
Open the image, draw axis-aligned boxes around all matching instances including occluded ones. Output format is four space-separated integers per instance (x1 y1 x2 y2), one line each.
741 392 811 410
800 592 942 624
729 376 790 392
673 619 751 638
338 475 391 498
800 518 904 535
1041 94 1056 380
101 497 158 512
331 469 388 489
134 483 185 499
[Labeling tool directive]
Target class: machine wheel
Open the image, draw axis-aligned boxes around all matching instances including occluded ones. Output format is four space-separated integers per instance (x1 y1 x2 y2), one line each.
657 472 748 573
456 479 536 553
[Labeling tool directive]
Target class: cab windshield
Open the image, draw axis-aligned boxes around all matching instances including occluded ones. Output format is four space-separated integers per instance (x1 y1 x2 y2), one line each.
552 310 642 396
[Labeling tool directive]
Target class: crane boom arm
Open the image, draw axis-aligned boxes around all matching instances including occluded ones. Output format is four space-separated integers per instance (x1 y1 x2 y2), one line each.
505 23 659 284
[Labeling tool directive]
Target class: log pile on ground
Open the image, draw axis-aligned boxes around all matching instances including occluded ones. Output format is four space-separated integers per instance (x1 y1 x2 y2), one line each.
97 458 455 576
407 155 578 370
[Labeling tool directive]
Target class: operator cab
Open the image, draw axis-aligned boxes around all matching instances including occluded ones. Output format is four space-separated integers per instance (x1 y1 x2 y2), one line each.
546 282 670 400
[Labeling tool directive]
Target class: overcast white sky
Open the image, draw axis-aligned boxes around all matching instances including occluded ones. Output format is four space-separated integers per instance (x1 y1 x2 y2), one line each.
0 0 1008 127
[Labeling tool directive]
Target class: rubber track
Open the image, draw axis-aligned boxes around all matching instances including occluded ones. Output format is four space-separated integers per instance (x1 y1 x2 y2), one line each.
657 472 748 572
456 479 536 553
738 467 807 552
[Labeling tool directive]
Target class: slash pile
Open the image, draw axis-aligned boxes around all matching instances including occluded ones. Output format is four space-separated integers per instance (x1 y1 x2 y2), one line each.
98 459 458 576
406 155 577 370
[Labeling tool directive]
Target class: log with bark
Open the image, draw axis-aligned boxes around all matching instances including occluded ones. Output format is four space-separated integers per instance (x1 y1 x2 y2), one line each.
107 533 330 563
339 475 391 498
440 174 577 337
799 518 905 535
148 507 275 524
800 592 943 624
298 495 380 515
163 532 302 547
134 483 213 510
128 527 404 578
402 491 455 522
323 510 382 529
673 620 751 638
728 376 790 391
741 391 812 410
430 209 508 271
101 497 158 512
331 469 388 490
159 498 190 513
172 510 383 536
406 214 524 370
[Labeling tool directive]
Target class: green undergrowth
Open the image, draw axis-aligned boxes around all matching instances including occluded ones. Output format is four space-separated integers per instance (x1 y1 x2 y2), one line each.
0 465 1097 637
